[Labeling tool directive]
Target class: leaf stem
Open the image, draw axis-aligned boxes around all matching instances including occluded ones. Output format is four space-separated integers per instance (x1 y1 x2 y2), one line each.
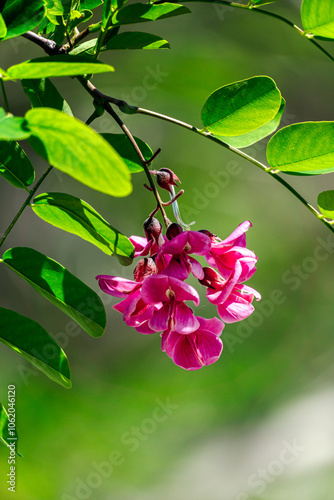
0 166 53 251
0 79 10 113
135 106 334 233
153 0 334 64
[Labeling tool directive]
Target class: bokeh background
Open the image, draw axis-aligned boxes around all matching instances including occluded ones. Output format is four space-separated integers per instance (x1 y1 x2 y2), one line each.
1 0 334 498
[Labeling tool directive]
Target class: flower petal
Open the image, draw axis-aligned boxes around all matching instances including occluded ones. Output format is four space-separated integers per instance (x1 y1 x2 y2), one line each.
219 221 252 248
217 294 254 323
162 254 190 280
196 316 225 336
96 275 138 297
174 303 200 334
188 256 204 280
172 334 203 370
196 330 223 366
149 303 170 332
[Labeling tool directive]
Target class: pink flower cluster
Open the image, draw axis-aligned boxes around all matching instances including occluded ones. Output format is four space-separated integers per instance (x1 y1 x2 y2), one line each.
96 219 260 371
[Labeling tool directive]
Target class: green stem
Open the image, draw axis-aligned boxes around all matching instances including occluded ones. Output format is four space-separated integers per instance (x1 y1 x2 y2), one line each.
0 78 10 113
0 166 53 250
136 106 334 234
155 0 334 64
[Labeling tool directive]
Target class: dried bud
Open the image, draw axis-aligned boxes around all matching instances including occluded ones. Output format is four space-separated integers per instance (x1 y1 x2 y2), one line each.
166 223 183 240
143 217 162 243
156 168 180 193
133 258 157 282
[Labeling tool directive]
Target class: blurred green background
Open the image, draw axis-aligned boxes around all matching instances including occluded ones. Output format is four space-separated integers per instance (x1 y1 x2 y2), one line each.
1 1 334 498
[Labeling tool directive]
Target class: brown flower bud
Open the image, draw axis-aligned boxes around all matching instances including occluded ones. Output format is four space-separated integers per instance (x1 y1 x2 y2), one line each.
156 168 180 193
166 223 183 240
143 217 162 243
133 258 157 282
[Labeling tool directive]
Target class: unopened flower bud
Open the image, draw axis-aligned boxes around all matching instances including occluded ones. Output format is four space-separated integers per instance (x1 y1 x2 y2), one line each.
198 267 220 288
143 217 162 243
133 258 157 282
166 223 183 240
199 229 216 242
156 168 180 193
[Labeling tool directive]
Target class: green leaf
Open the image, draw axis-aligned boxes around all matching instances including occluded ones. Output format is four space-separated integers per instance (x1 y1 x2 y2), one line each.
26 108 132 197
101 133 153 173
252 0 280 5
217 98 285 148
1 0 45 40
22 78 72 116
45 0 64 24
267 122 334 174
0 402 20 454
0 68 9 78
80 0 103 9
112 3 191 25
301 0 334 39
2 247 106 337
0 307 71 388
105 31 170 50
0 13 7 38
70 39 97 55
31 192 135 265
201 76 282 137
0 110 31 141
68 9 93 32
0 140 35 188
7 55 114 80
318 190 334 219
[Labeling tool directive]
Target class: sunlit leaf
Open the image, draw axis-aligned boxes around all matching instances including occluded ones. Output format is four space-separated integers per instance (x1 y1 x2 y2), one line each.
0 140 35 188
112 3 191 25
0 13 7 38
3 247 106 337
7 55 114 79
0 0 45 40
318 190 334 219
0 307 71 388
105 31 170 50
101 133 153 173
22 78 72 116
201 76 281 137
26 108 132 197
217 98 285 148
0 402 20 453
31 192 135 265
0 109 31 140
301 0 334 39
267 121 334 174
80 0 103 8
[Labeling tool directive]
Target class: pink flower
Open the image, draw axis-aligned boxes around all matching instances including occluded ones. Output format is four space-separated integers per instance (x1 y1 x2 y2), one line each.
161 316 224 370
129 217 165 258
96 258 158 333
200 265 261 323
158 230 212 280
141 275 200 334
204 221 257 283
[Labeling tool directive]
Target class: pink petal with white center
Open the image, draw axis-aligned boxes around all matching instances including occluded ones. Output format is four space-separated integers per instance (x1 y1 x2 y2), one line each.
195 330 223 366
188 256 204 279
161 231 211 256
141 275 200 306
196 316 225 336
172 334 203 370
96 275 139 297
217 294 255 323
149 303 170 332
174 303 200 334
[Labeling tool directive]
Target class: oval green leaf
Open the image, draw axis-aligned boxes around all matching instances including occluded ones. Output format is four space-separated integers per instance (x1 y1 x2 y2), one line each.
101 133 153 173
112 3 191 25
301 0 334 39
105 31 170 50
217 98 285 148
26 108 132 197
7 55 114 79
1 0 45 40
0 140 35 188
201 76 281 137
318 190 334 219
0 307 71 388
0 110 31 140
22 78 72 116
31 192 135 265
267 121 334 174
2 247 106 337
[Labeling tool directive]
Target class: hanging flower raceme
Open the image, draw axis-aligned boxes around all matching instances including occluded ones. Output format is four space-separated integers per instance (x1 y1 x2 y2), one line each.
96 170 260 371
